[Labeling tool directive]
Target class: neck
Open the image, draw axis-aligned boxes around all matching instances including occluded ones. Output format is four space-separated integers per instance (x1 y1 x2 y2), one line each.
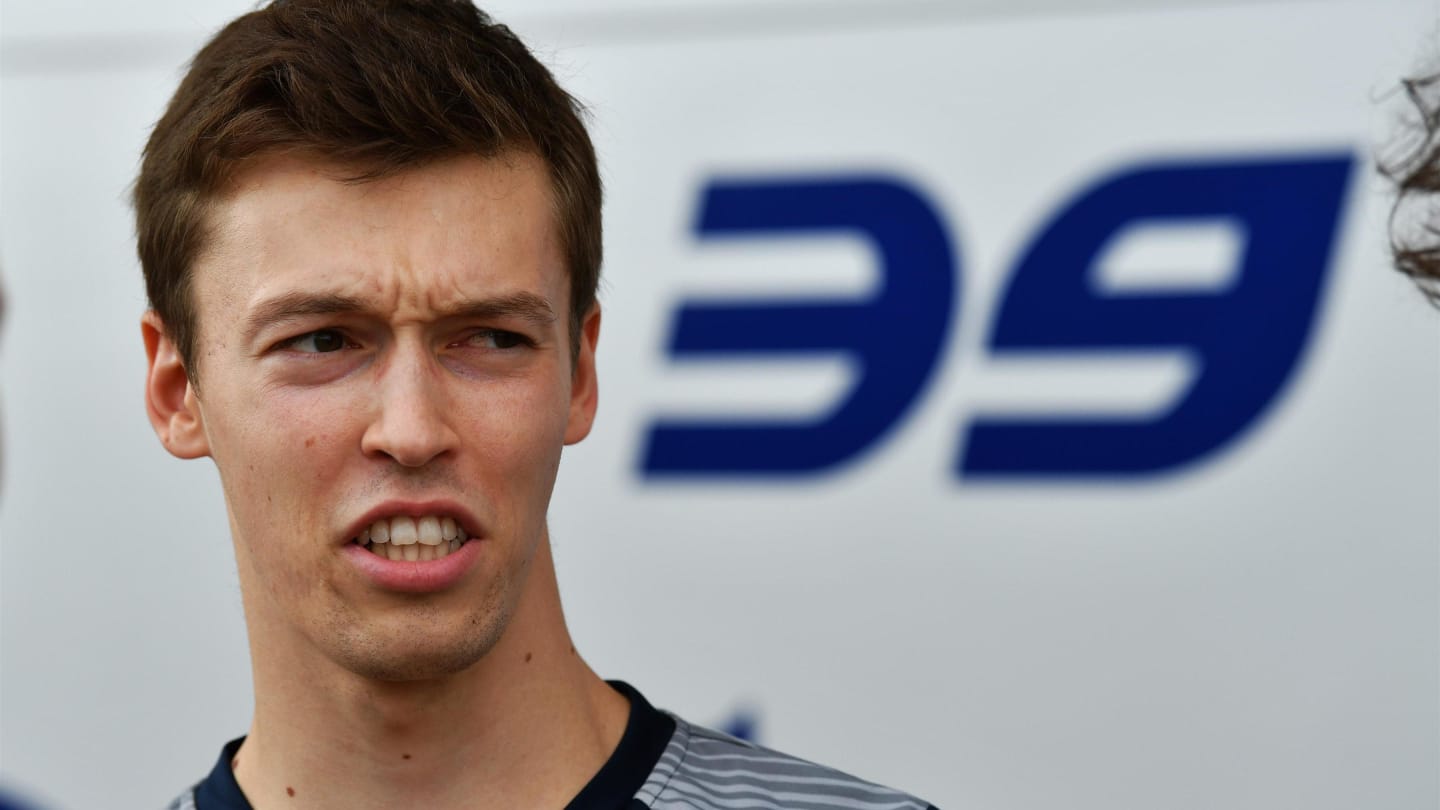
233 539 629 810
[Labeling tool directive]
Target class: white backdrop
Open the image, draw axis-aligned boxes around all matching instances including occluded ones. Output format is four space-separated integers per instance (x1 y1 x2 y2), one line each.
2 1 1437 808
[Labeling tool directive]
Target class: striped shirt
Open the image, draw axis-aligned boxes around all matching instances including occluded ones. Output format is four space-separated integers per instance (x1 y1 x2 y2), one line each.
636 710 936 810
168 682 937 809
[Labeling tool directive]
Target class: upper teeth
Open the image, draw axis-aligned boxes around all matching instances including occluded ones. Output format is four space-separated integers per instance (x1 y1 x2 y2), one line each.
358 515 467 554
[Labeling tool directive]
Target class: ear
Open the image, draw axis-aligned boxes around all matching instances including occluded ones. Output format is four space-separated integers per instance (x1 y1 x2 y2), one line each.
564 304 601 445
141 310 211 459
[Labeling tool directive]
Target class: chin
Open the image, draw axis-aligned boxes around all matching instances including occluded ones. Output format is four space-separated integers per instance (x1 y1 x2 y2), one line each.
324 609 510 682
344 648 488 682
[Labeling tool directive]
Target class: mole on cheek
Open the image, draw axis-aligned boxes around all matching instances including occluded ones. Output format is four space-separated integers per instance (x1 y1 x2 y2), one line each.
304 436 316 448
286 787 295 797
402 753 412 760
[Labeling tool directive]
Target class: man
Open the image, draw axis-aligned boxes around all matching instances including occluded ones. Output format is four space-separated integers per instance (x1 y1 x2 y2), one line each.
136 2 936 808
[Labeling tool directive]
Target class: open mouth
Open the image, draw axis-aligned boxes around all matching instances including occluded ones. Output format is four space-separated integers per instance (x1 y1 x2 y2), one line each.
353 515 469 562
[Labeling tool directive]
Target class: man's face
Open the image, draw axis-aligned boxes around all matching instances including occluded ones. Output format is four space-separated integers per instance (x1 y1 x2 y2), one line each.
171 152 597 680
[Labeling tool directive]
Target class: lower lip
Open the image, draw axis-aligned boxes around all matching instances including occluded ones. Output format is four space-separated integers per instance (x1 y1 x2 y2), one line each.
342 540 483 593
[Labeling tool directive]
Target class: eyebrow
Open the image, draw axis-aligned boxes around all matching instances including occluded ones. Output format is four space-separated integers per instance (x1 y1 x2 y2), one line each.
241 290 558 344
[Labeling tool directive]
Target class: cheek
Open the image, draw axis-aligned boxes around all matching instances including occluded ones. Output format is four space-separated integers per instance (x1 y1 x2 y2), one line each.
234 402 345 482
223 416 348 604
460 385 570 496
211 388 353 533
490 381 571 447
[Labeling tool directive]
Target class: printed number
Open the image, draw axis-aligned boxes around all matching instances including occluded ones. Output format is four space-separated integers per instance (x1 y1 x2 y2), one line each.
962 154 1354 477
643 154 1354 480
641 176 958 475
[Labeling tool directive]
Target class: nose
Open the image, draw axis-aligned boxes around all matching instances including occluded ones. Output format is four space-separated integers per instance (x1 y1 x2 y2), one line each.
360 343 459 468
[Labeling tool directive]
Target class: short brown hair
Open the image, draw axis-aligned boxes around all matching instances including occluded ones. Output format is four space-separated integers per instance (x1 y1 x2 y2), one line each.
134 0 602 374
1383 71 1440 305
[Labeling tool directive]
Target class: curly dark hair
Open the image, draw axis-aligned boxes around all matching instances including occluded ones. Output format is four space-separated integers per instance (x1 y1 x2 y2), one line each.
1383 71 1440 305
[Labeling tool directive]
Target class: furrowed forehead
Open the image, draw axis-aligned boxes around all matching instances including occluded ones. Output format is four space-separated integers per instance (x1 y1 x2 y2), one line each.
185 153 570 344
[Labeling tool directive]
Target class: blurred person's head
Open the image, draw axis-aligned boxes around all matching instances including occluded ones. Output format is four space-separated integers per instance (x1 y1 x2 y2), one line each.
1383 71 1440 303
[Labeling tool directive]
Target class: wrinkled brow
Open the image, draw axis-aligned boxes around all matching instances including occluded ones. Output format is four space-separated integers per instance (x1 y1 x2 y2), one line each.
241 291 557 344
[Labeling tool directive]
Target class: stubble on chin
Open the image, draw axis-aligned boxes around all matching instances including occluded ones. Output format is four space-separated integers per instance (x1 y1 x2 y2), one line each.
322 587 516 682
318 562 527 680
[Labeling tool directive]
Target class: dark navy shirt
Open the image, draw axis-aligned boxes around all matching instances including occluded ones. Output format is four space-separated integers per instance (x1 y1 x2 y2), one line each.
177 682 673 810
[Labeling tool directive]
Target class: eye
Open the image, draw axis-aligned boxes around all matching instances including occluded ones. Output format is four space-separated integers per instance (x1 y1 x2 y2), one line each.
285 329 350 353
463 329 529 350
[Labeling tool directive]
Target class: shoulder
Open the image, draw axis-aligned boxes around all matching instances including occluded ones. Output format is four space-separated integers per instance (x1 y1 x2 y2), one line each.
634 713 937 810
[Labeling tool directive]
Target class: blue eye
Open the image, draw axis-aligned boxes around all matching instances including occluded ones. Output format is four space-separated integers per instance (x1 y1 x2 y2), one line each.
289 329 348 353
